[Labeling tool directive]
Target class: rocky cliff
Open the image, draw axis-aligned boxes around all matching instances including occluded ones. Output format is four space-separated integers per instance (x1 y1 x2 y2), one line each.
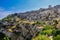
0 5 60 40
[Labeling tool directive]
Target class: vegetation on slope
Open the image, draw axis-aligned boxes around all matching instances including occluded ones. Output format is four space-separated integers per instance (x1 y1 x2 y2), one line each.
1 5 60 40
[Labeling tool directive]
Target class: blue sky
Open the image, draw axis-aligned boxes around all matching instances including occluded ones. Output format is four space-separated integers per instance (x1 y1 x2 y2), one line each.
0 0 60 19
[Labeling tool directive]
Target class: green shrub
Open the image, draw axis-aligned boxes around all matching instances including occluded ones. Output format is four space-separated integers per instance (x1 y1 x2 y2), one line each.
35 21 41 24
43 29 53 35
53 35 60 40
44 24 53 30
4 36 11 40
52 29 60 36
32 34 50 40
53 20 58 24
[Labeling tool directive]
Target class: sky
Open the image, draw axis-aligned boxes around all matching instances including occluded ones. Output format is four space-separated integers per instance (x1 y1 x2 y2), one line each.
0 0 60 19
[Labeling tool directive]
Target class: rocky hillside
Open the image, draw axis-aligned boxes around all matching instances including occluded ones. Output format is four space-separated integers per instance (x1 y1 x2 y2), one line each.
1 5 60 40
13 5 60 21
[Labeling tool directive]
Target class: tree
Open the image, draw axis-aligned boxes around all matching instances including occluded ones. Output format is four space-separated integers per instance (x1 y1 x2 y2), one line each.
42 29 53 35
4 36 11 40
0 32 5 40
35 21 42 24
53 20 58 27
32 34 50 40
53 29 60 36
44 24 53 30
53 35 60 40
0 32 11 40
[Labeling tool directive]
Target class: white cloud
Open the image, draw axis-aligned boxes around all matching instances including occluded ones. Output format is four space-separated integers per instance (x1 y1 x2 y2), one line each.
0 11 12 19
0 7 14 19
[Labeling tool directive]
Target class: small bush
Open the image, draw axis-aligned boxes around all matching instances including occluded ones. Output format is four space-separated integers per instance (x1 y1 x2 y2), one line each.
32 34 50 40
53 35 60 40
4 36 11 40
44 24 53 30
